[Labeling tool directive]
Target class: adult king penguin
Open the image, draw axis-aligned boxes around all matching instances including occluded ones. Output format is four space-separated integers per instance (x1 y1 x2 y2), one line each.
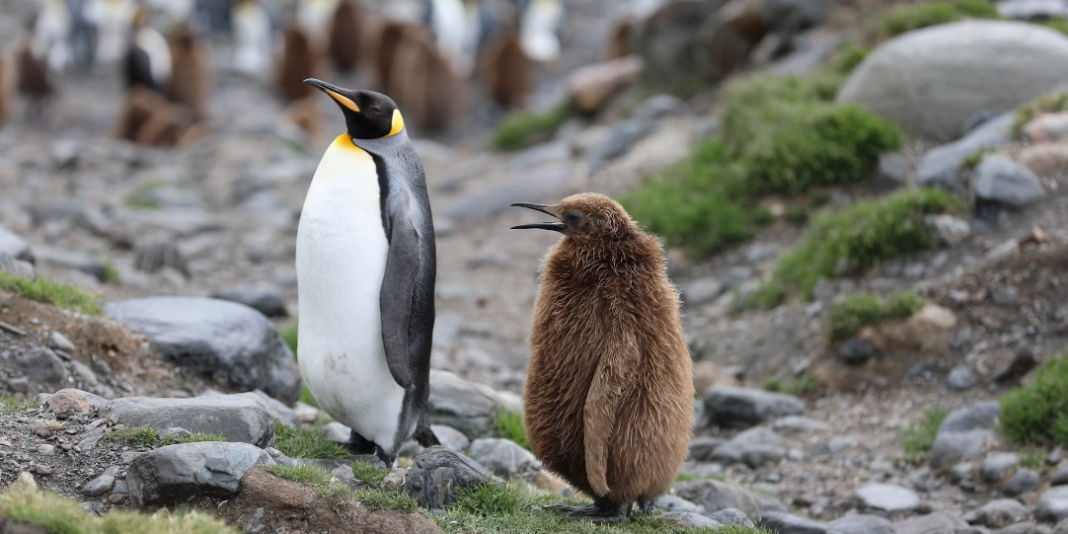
297 79 440 464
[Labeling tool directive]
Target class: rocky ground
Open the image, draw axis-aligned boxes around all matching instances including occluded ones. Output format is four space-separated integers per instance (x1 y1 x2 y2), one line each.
4 0 1068 533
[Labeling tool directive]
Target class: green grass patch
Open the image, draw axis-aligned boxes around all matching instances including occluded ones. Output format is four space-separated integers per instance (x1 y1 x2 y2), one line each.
435 482 762 534
1020 450 1048 471
901 407 949 463
354 487 419 513
280 318 298 354
494 410 530 451
124 180 168 210
0 396 39 413
102 259 120 284
622 74 903 258
833 43 870 74
112 426 227 447
492 104 573 151
267 463 335 486
0 271 103 316
961 146 997 170
0 484 237 534
1012 90 1068 134
267 462 417 514
764 188 961 300
1001 353 1068 446
351 460 389 486
762 373 817 396
168 431 227 444
825 291 925 341
273 421 349 459
1042 18 1068 36
877 0 1000 39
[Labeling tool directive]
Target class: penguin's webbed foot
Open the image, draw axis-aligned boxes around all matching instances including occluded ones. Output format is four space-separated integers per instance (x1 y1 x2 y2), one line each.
544 502 630 523
345 430 377 456
638 498 655 515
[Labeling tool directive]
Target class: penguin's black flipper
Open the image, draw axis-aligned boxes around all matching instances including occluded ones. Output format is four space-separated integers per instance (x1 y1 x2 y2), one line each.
379 209 425 390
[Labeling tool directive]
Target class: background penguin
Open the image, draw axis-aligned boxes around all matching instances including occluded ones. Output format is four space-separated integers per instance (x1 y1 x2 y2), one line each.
517 0 563 63
389 26 464 132
478 27 532 108
297 0 341 49
231 0 273 78
85 0 136 66
17 18 58 120
276 23 318 102
327 0 363 74
297 79 440 464
0 45 10 126
34 0 73 74
124 5 171 94
372 21 411 93
512 193 693 523
607 18 634 60
168 21 210 120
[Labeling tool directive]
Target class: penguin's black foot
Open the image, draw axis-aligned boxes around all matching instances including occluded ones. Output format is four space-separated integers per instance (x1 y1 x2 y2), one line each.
544 502 630 523
345 430 377 456
638 498 655 515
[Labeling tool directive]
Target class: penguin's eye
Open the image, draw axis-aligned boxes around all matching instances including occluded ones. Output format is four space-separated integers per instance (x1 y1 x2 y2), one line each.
565 211 583 225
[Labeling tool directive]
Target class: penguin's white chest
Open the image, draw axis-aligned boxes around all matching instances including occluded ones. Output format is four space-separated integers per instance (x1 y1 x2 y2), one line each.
296 135 404 450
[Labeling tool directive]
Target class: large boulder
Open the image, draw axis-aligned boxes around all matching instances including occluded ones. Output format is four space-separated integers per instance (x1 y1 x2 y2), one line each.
915 113 1014 192
1038 486 1068 523
102 396 276 448
105 297 301 404
404 446 501 510
0 224 32 262
838 21 1068 143
703 387 804 428
127 442 274 507
850 484 922 518
467 438 541 482
929 401 1000 469
427 370 507 440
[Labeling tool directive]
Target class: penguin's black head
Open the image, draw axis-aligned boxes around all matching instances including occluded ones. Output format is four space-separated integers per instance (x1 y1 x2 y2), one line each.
304 79 404 139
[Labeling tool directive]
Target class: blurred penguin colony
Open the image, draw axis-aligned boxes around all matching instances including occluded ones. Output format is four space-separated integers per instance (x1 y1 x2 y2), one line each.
0 0 570 145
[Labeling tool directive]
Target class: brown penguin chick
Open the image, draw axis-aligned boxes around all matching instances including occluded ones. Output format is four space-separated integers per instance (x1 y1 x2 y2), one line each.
168 22 211 120
0 45 10 125
390 27 464 132
16 35 55 113
328 0 363 73
113 86 161 142
512 193 694 523
478 31 533 108
607 18 634 60
372 21 411 93
276 24 319 102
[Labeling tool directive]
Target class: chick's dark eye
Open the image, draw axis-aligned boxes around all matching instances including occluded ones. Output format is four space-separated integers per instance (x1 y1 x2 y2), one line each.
565 211 582 223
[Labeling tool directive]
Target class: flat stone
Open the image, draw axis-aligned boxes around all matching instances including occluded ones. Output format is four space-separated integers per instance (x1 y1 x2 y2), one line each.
1005 469 1041 496
680 278 725 307
247 390 299 426
0 253 36 281
892 512 967 534
127 442 274 507
703 387 804 429
914 113 1015 193
82 467 119 496
689 437 725 462
1037 486 1068 523
828 514 894 534
947 366 979 390
773 416 829 433
758 511 836 534
661 511 722 528
430 425 469 453
0 224 32 262
930 402 1002 469
851 484 922 517
654 494 704 513
14 348 67 385
963 499 1029 528
404 446 501 510
210 287 288 318
467 438 541 482
45 389 107 419
427 370 503 439
105 297 301 404
674 479 764 519
102 395 275 448
706 507 754 526
982 453 1021 484
972 155 1047 209
712 428 785 467
1052 463 1068 486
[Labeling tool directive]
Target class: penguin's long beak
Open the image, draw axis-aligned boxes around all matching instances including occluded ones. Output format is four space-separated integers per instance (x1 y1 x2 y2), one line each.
511 202 566 232
304 78 361 113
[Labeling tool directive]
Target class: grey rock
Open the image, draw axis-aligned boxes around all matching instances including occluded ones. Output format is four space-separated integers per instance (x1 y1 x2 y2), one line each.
427 370 502 439
992 287 1019 307
964 499 1029 528
321 422 352 443
265 447 297 468
248 390 299 426
994 348 1038 385
1056 518 1068 534
237 507 265 534
431 425 469 452
878 152 912 188
983 453 1021 483
940 402 1002 434
102 395 276 448
994 522 1048 534
467 438 541 482
28 199 109 234
680 278 724 307
126 442 274 507
972 156 1047 209
635 0 726 81
133 238 189 277
707 508 754 526
949 463 975 484
828 514 895 534
839 338 875 365
588 118 656 172
1052 463 1068 486
632 94 687 122
1005 469 1041 496
931 401 1002 470
926 215 972 248
762 0 841 33
512 141 570 170
893 512 968 534
758 511 837 534
674 479 764 519
0 253 36 281
948 366 979 390
703 387 805 428
773 416 829 433
661 511 721 528
1038 486 1068 523
14 348 68 385
34 247 108 281
331 464 362 489
82 467 118 496
49 331 75 353
915 113 1015 192
851 484 922 517
689 437 725 462
210 287 288 318
113 479 128 494
404 446 501 510
712 428 784 466
105 297 301 404
654 494 704 513
998 0 1068 20
839 21 1068 143
0 225 32 262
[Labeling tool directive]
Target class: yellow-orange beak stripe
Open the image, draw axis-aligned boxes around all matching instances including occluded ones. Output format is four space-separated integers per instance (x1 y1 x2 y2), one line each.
326 90 360 113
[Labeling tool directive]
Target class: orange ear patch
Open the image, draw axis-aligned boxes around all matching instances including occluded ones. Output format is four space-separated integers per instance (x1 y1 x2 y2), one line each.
386 109 405 137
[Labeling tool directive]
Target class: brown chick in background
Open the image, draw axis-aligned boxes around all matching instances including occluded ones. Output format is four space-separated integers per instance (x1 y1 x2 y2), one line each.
478 30 533 108
328 0 364 73
512 193 694 523
277 24 318 102
168 22 211 120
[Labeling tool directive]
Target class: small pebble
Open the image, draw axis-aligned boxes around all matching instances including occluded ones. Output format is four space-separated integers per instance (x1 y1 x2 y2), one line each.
37 444 55 455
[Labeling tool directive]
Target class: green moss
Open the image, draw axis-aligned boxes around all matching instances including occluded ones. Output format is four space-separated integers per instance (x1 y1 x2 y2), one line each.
112 426 227 447
435 482 764 534
961 146 997 170
169 432 227 444
267 464 335 487
267 463 417 514
494 411 530 451
0 485 237 534
273 421 349 459
354 488 419 513
491 104 573 151
762 373 816 396
766 188 961 300
878 0 1000 38
351 460 389 486
1012 90 1068 134
0 396 39 413
784 206 809 226
833 43 870 74
280 319 298 354
124 180 168 210
1001 353 1068 446
901 407 949 463
1020 450 1048 471
102 260 120 284
1042 18 1068 36
0 271 103 316
826 291 925 341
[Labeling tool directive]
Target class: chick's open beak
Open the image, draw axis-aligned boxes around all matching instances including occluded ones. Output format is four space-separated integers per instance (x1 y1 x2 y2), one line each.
304 78 361 113
511 202 566 232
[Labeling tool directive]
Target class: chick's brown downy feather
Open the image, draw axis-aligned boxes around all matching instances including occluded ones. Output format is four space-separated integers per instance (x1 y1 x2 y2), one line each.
522 193 694 507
